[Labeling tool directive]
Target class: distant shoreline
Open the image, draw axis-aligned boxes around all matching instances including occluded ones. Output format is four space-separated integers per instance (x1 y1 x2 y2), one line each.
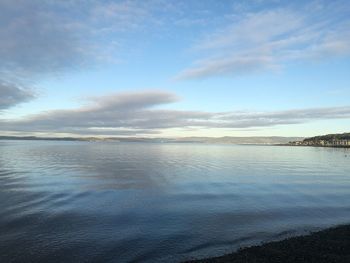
0 135 303 145
2 137 350 148
2 135 349 148
185 224 350 263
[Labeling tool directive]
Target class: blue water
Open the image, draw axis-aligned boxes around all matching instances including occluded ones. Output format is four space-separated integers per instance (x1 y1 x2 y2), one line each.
0 141 349 262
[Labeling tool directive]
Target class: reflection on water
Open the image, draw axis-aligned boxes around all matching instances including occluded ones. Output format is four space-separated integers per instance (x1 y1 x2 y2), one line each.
0 141 349 262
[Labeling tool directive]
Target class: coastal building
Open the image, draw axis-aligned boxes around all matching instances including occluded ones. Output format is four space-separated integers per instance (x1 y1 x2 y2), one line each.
330 139 350 146
289 138 350 147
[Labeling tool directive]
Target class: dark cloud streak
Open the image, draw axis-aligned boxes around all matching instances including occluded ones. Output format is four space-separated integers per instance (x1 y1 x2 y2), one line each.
1 90 350 135
0 82 35 110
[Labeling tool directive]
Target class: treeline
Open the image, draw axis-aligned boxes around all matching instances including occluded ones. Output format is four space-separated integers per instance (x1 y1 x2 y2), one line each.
303 132 350 142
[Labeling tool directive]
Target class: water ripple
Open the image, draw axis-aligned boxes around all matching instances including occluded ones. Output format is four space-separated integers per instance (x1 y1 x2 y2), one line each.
0 141 349 262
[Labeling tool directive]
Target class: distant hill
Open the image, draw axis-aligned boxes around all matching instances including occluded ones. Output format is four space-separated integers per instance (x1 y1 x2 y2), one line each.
0 136 83 141
172 136 304 144
0 135 303 145
212 136 303 144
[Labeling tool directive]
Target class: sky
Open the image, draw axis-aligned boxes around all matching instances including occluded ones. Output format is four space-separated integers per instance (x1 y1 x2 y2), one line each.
0 0 349 138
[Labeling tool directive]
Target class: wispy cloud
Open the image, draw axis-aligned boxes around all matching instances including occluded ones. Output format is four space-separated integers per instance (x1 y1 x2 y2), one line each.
176 55 277 80
176 1 350 80
1 90 350 136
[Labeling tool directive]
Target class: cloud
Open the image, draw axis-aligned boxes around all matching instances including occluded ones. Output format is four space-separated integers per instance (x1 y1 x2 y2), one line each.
0 0 172 99
0 81 35 110
0 0 95 106
0 0 158 77
90 0 157 32
0 90 211 135
0 0 182 114
0 0 89 81
176 55 277 80
88 90 179 110
1 90 350 136
177 1 350 80
214 107 350 128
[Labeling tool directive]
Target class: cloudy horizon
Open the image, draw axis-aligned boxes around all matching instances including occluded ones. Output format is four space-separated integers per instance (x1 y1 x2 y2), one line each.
1 0 349 138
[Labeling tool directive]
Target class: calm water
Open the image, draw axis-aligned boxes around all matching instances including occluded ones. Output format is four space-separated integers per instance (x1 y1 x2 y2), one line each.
1 141 350 262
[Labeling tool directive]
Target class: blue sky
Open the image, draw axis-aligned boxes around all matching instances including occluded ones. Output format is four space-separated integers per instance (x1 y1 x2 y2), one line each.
0 0 349 137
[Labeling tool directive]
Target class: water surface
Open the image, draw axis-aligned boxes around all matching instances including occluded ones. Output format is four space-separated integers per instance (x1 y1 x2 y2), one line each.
1 141 349 262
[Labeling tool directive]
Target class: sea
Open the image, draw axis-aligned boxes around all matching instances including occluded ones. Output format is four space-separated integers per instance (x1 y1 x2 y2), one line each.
1 140 349 262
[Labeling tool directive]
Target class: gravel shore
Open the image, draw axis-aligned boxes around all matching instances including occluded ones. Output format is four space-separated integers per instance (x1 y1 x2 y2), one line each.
185 224 350 263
